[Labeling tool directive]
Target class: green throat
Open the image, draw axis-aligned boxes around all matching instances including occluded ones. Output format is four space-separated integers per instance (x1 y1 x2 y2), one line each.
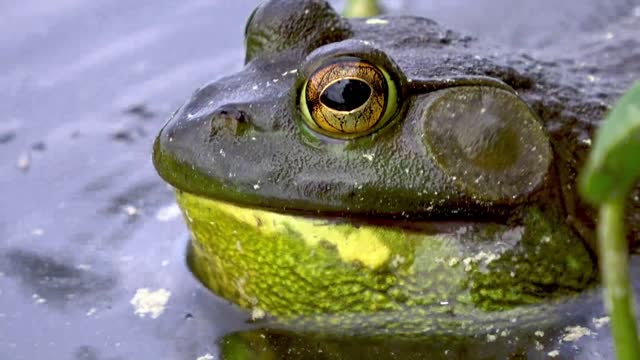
178 191 595 335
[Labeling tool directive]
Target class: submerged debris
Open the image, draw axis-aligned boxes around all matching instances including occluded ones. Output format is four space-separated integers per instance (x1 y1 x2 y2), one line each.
124 104 155 119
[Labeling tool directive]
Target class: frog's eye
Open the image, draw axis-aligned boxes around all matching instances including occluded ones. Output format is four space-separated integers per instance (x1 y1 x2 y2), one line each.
300 58 398 138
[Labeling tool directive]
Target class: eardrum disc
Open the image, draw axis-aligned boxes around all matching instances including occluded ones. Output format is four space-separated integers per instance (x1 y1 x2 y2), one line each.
422 86 552 201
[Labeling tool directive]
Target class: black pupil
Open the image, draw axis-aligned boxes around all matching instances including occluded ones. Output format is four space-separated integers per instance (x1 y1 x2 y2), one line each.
320 79 372 112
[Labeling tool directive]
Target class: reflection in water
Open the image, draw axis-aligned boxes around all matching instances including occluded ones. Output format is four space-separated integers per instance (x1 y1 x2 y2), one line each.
219 325 568 359
0 250 116 306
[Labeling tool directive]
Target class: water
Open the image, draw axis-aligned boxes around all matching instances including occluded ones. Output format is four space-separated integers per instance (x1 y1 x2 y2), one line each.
1 0 638 358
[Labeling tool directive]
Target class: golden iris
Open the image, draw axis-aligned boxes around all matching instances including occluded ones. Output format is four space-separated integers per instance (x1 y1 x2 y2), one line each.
300 59 397 138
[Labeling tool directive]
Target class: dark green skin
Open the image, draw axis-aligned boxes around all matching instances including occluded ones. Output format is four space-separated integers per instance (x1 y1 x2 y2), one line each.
153 0 640 250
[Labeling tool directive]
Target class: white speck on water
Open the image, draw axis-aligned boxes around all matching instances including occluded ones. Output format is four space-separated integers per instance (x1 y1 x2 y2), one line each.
251 137 257 141
362 153 374 161
587 75 597 82
32 293 46 304
155 204 181 222
17 152 30 171
86 307 97 317
122 205 139 216
252 85 258 90
548 350 560 357
605 32 614 40
219 149 226 157
31 228 44 237
366 18 388 25
253 184 260 190
130 288 171 319
304 9 310 15
561 325 592 342
272 79 278 83
161 260 170 267
76 264 91 271
251 307 266 320
197 354 215 360
534 330 544 337
480 107 486 113
592 316 610 329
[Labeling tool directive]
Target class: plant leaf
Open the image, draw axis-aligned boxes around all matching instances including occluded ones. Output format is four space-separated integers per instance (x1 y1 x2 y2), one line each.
579 81 640 204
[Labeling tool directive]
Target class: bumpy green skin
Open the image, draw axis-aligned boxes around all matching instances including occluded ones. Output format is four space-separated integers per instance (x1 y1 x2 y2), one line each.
180 191 594 334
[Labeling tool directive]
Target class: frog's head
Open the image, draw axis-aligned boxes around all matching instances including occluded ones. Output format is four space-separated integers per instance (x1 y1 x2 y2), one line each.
154 0 553 219
153 0 595 335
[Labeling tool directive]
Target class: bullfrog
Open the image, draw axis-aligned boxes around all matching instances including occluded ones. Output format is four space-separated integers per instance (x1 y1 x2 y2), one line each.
153 0 640 336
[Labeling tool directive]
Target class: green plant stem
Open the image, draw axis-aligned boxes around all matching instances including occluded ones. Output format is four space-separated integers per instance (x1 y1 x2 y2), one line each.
343 0 380 18
599 199 640 360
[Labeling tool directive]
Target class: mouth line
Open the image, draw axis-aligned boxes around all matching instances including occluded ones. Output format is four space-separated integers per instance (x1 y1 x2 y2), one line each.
178 189 517 234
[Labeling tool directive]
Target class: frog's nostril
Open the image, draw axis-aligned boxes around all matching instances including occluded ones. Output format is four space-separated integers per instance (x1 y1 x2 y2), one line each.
210 106 250 138
216 107 247 123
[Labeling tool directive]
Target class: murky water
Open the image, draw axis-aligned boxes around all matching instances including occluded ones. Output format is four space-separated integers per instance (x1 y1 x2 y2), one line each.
1 0 639 359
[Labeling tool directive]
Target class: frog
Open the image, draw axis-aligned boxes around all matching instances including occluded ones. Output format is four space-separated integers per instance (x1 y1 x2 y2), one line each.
153 0 640 336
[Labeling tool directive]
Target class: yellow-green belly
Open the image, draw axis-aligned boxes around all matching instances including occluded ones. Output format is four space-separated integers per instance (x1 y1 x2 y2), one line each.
177 191 595 335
